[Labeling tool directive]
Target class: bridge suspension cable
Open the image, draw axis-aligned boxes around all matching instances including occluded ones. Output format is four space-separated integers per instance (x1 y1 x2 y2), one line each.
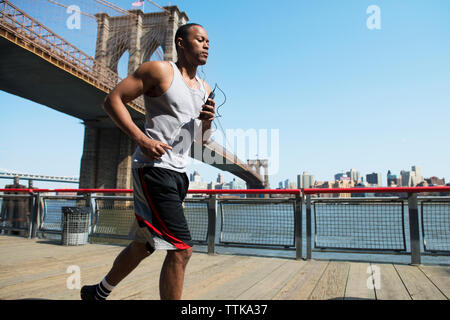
45 0 96 19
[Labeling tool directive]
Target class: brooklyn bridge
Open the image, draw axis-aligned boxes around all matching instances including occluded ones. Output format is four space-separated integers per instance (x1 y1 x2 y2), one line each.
0 0 269 189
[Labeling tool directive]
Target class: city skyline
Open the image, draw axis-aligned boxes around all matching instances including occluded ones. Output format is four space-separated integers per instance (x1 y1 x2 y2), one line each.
277 165 447 190
1 164 448 190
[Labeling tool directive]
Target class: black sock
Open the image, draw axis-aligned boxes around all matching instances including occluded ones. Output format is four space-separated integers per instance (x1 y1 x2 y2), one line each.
94 277 115 300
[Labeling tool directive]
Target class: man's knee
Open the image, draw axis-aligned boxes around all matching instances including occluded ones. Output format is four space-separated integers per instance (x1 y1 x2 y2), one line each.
131 241 153 258
168 247 192 265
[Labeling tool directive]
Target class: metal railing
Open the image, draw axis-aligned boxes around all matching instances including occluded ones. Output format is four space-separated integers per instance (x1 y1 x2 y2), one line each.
0 191 35 236
303 187 450 265
1 186 449 265
420 197 450 253
311 197 407 252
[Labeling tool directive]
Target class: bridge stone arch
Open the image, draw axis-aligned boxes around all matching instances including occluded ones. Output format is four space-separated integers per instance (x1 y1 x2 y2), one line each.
107 40 129 74
94 7 188 77
142 40 162 63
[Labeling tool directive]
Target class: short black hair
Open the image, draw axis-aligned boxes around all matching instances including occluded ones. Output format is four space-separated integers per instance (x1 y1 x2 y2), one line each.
174 23 203 52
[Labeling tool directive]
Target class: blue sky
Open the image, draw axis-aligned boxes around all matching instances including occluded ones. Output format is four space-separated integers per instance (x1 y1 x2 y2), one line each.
1 0 450 189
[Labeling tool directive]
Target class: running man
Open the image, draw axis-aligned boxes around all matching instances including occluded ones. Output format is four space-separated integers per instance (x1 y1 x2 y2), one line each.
80 23 215 300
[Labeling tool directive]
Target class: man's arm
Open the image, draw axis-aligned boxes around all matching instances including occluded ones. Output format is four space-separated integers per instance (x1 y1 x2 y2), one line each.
103 61 172 160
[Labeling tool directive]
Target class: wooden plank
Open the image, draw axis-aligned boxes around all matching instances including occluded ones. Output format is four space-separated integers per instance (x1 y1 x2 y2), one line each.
273 259 329 300
0 237 122 265
237 260 306 300
375 263 411 300
418 265 450 299
0 250 126 299
308 261 350 300
80 250 236 300
1 236 449 301
115 253 238 300
183 255 252 300
0 245 122 280
344 262 376 300
0 245 122 285
394 264 446 300
195 257 286 300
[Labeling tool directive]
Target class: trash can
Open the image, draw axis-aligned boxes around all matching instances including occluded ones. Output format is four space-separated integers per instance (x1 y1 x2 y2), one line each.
61 207 90 246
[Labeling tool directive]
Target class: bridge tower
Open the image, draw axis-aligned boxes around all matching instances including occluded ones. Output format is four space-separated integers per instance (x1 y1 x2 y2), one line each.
79 6 188 189
247 159 270 189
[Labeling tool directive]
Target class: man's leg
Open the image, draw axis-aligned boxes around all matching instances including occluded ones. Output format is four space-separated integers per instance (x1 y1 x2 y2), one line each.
105 241 153 286
81 240 152 300
159 247 193 300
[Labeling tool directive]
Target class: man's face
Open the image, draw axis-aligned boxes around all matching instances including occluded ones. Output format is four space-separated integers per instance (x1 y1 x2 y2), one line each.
179 26 209 66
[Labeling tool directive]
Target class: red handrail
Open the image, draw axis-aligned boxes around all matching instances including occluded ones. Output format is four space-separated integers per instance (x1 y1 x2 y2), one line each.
0 188 301 194
187 189 301 195
0 188 37 193
53 189 133 193
0 188 132 193
1 187 449 195
303 186 450 195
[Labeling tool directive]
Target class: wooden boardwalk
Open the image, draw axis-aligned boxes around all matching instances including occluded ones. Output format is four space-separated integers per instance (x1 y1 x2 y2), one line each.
0 235 449 300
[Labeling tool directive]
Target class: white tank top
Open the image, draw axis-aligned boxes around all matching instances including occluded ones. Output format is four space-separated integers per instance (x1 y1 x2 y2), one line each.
132 61 207 172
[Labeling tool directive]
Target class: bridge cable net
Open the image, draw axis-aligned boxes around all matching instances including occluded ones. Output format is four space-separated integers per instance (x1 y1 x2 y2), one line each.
2 0 170 111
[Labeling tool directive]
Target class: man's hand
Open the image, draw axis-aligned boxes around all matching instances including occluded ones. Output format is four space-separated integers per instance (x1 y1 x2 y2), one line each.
198 97 215 144
138 137 173 161
198 98 215 123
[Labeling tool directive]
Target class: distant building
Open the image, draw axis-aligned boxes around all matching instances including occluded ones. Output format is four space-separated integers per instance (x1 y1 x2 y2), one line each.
278 179 296 189
229 178 246 190
386 170 402 187
425 176 445 186
334 172 346 181
297 172 315 189
187 171 208 198
346 169 360 183
412 166 423 184
313 181 335 198
366 172 382 186
400 166 423 187
190 171 201 183
332 179 355 198
400 170 412 187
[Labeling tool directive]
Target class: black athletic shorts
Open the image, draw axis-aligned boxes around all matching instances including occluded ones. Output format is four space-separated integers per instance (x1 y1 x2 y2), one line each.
130 166 193 250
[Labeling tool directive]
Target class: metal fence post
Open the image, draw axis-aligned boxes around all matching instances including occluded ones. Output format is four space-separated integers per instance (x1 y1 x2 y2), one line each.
30 192 41 239
85 192 94 243
207 194 216 255
294 193 302 260
27 192 34 239
408 193 421 265
306 194 312 260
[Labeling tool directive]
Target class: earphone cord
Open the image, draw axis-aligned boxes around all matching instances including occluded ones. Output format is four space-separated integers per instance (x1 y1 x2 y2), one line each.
208 83 234 151
168 82 230 147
